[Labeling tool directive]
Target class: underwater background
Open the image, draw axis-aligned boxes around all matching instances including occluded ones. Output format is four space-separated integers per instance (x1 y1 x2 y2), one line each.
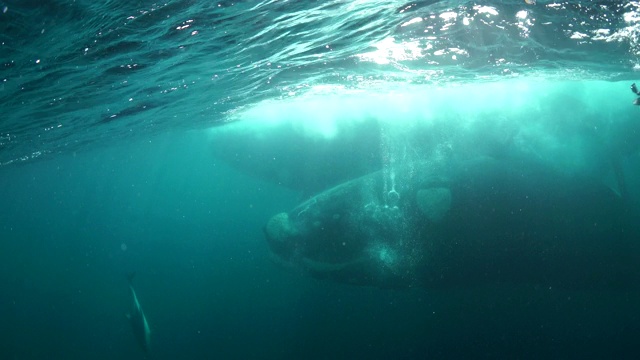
3 1 640 359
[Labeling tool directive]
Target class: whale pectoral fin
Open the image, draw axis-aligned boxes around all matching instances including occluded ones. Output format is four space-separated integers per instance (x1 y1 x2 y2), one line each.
416 187 452 222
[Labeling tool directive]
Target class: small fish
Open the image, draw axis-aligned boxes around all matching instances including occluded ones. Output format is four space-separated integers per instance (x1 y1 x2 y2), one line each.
525 0 536 4
127 273 151 352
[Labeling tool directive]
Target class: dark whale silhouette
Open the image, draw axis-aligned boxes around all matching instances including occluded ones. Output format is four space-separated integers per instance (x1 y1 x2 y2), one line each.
264 156 640 290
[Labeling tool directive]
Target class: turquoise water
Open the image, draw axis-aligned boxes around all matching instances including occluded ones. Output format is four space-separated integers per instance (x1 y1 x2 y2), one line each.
3 1 640 359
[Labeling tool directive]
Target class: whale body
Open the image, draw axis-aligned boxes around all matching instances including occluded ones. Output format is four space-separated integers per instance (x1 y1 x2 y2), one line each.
264 156 640 290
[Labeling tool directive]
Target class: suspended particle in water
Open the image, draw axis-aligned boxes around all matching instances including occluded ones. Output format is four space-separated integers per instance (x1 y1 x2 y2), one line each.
121 243 128 251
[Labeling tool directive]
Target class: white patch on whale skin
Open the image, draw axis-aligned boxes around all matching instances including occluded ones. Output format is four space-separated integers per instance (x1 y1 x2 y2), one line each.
265 212 298 243
376 246 397 267
366 244 399 270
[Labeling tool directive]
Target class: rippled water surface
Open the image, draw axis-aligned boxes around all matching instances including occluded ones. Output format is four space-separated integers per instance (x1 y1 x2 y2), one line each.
2 0 640 164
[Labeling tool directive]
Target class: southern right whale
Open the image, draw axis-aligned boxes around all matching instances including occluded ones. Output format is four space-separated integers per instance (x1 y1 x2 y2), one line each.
264 156 640 290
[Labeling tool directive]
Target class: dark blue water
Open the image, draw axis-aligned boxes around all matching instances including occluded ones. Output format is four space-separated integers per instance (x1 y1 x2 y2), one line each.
3 1 640 359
